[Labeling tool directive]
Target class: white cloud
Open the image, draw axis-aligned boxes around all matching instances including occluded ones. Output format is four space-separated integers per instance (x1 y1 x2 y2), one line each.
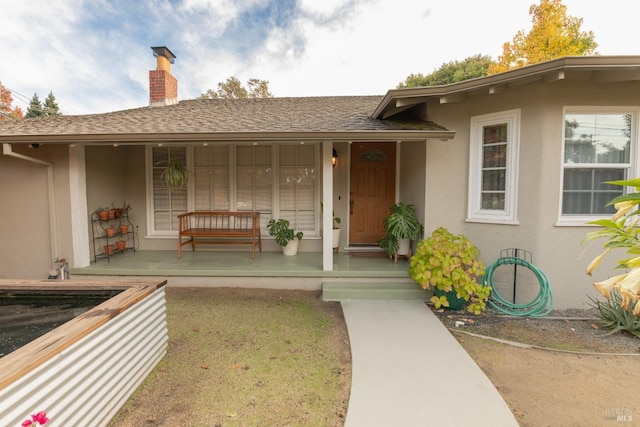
1 0 640 115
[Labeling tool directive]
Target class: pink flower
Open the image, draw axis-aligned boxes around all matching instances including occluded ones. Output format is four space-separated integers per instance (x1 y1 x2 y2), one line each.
33 412 49 425
20 411 49 426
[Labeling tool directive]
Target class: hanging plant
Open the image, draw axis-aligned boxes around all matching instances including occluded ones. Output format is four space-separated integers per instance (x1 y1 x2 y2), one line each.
160 157 188 188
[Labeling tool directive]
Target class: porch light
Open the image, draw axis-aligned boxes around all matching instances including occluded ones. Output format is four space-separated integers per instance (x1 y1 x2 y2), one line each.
332 148 338 167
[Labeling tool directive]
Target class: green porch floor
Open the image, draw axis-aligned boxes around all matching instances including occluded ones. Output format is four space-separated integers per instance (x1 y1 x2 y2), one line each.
72 250 413 278
71 250 428 300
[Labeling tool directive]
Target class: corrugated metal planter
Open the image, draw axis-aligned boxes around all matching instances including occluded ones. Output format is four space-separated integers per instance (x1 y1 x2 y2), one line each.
0 279 168 427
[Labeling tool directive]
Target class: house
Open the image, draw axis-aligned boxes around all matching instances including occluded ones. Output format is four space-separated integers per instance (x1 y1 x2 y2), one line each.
2 47 639 309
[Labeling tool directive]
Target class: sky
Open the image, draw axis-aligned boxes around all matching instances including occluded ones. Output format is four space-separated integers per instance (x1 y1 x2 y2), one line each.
2 0 640 115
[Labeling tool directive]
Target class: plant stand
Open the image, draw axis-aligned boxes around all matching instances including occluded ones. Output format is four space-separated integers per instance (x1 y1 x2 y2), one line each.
91 211 136 263
393 238 412 263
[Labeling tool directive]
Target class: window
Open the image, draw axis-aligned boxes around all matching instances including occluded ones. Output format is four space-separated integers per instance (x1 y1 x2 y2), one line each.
194 145 229 211
468 110 520 223
147 144 318 236
150 146 188 233
560 109 635 222
279 144 316 232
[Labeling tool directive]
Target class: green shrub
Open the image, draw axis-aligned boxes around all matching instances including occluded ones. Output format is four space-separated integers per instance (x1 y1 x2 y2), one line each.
409 227 490 314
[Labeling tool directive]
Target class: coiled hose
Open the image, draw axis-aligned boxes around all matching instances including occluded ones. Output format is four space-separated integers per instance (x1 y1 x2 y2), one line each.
484 256 554 317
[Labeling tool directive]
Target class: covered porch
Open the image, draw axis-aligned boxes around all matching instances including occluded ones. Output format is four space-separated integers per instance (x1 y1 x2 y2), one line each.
70 250 427 300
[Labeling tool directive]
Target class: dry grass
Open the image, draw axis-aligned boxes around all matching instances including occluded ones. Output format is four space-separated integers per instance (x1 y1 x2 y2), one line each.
109 287 351 427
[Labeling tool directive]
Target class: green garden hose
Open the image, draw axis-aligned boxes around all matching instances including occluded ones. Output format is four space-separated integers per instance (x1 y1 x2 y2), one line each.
484 257 554 317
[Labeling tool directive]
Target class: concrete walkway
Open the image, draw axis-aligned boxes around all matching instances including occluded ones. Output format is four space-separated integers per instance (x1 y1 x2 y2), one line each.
341 300 518 427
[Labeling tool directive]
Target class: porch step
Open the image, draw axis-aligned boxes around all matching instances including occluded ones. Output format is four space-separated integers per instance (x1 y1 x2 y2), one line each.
343 245 388 258
322 280 428 301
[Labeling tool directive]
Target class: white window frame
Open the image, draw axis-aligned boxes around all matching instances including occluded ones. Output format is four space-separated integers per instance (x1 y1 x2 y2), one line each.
145 143 320 238
467 109 520 224
557 107 638 226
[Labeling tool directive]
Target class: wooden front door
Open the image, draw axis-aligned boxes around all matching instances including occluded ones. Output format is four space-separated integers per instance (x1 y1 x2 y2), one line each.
349 142 396 245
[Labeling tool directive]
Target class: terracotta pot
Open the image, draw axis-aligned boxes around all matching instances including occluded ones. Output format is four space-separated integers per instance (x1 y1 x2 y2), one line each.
108 209 116 219
106 227 116 237
98 210 109 221
103 244 114 255
116 241 126 251
119 225 129 234
114 208 122 218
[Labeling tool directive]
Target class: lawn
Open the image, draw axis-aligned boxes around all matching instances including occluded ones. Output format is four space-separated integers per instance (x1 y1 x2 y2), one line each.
109 287 351 427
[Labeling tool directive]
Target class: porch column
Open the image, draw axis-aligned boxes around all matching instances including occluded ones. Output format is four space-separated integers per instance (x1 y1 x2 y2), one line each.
69 144 91 267
322 141 333 271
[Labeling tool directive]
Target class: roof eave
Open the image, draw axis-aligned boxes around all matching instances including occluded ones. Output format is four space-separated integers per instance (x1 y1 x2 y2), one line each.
0 130 456 145
372 55 640 119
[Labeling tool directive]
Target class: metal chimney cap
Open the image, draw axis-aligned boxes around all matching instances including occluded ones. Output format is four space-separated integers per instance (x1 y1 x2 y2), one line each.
151 46 176 64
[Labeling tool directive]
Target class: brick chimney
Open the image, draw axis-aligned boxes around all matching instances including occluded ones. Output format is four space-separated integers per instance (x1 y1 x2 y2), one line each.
149 46 177 107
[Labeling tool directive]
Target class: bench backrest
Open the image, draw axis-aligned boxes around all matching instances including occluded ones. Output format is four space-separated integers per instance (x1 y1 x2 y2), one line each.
178 212 260 232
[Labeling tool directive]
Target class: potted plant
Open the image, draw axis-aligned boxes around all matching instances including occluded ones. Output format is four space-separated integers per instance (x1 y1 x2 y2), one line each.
267 218 303 256
378 202 423 262
103 243 115 255
160 157 188 188
105 226 116 238
321 202 342 250
121 202 132 215
96 207 109 221
408 226 490 314
116 239 126 252
120 203 132 232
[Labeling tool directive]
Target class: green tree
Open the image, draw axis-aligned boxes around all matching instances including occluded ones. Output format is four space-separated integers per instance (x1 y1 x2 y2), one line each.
26 93 43 118
27 91 61 117
489 0 598 74
200 77 273 99
397 55 493 88
43 91 61 116
0 81 24 120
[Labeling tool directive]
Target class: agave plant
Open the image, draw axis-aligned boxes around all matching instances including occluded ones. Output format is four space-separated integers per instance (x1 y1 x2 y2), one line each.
588 289 640 337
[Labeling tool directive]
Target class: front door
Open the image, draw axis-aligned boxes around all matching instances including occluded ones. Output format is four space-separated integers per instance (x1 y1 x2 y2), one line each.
349 142 396 245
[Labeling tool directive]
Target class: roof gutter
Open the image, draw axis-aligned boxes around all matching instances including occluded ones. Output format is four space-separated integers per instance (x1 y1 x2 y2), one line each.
2 143 59 263
0 130 456 145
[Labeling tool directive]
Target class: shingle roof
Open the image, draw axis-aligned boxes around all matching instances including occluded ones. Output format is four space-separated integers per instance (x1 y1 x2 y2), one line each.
0 96 452 143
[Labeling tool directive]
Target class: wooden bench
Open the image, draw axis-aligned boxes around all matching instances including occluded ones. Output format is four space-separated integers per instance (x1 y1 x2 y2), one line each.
177 212 262 259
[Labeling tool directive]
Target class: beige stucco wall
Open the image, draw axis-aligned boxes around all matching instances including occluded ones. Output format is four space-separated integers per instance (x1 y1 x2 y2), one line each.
422 79 639 309
0 144 72 278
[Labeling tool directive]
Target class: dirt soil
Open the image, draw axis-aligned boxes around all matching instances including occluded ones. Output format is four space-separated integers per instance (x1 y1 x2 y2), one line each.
436 308 640 426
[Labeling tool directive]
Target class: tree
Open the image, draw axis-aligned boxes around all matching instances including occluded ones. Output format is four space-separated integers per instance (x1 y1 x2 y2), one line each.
397 55 493 88
26 93 43 118
0 82 24 120
26 91 61 117
200 77 273 99
43 91 61 116
489 0 598 75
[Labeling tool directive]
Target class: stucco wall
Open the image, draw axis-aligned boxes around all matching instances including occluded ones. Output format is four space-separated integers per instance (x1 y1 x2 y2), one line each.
0 144 72 278
423 79 638 309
